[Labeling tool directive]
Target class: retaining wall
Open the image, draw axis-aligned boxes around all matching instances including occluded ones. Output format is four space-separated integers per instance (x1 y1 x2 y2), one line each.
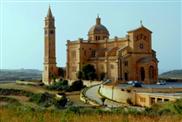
68 80 101 87
99 84 133 103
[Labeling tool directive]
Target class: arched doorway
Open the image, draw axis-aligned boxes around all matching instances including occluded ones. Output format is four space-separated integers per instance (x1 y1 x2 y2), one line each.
124 72 128 81
140 67 145 81
149 66 154 80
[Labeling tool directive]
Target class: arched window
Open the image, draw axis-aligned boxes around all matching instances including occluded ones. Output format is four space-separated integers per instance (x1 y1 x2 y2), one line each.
139 43 144 49
50 30 54 34
140 67 145 81
91 50 96 57
149 66 154 80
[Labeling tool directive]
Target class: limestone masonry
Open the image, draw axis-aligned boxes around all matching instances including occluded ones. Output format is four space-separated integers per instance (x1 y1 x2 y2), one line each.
42 7 58 85
43 7 158 85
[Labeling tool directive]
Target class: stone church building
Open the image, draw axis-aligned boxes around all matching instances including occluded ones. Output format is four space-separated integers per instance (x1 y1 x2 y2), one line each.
66 16 158 84
42 7 158 85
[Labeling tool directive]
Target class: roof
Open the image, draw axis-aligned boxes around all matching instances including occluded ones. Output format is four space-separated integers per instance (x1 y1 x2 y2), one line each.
127 26 152 33
47 6 53 18
137 56 157 63
107 47 119 56
137 92 182 98
88 24 109 35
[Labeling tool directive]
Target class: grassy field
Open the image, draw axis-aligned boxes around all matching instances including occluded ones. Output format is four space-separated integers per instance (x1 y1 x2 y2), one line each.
0 83 91 108
1 106 182 122
0 83 182 122
0 83 55 94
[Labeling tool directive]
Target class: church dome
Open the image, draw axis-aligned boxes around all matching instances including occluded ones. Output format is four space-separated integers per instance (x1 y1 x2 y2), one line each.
88 16 109 41
88 24 109 35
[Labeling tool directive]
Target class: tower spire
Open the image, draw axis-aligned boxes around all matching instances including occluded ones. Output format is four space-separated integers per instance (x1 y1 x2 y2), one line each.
47 5 53 17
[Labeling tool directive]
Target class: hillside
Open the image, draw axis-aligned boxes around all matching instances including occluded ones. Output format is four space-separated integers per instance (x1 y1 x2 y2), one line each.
159 69 182 80
0 69 42 81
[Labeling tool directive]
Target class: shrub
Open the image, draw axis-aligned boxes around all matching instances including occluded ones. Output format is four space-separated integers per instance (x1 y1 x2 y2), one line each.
76 70 83 79
62 80 68 85
67 80 85 92
0 96 21 106
0 88 34 96
47 80 69 91
82 64 97 80
29 92 54 107
158 108 171 115
55 96 67 108
146 99 182 115
66 106 81 114
57 67 65 78
173 99 182 114
127 108 141 115
126 98 133 105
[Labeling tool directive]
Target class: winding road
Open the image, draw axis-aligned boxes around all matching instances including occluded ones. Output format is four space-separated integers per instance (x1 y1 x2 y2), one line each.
85 84 123 107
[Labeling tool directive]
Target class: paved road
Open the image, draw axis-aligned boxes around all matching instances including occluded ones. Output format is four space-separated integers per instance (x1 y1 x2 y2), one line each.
85 85 103 105
85 85 123 107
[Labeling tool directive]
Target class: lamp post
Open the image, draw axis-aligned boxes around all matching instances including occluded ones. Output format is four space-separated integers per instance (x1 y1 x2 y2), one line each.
112 85 114 108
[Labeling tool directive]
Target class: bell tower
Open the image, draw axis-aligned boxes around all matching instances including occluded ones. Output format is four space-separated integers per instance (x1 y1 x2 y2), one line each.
42 6 57 85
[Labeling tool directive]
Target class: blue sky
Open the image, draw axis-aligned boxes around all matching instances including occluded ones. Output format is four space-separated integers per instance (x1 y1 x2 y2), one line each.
0 0 181 73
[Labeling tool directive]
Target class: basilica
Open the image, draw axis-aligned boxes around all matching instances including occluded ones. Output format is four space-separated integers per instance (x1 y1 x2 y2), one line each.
42 7 158 85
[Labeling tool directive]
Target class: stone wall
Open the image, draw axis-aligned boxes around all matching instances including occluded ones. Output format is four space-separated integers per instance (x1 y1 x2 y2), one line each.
99 84 133 103
68 80 101 87
99 83 182 107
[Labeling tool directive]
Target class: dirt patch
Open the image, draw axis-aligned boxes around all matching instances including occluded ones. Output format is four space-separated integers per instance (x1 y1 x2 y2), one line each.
7 95 29 102
0 101 8 106
0 83 57 94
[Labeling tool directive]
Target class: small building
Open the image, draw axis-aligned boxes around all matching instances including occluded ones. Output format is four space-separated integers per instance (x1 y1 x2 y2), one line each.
135 92 182 107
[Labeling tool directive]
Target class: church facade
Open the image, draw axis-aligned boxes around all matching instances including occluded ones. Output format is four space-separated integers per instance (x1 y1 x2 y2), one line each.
42 7 158 85
66 16 158 84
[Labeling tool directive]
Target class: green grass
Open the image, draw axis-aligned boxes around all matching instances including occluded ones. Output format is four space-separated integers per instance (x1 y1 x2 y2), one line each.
0 96 21 105
147 99 182 115
0 88 34 96
1 105 182 122
1 85 182 122
0 88 67 109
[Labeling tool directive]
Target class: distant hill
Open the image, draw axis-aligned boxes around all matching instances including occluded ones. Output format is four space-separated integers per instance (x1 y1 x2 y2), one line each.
159 69 182 80
0 69 42 81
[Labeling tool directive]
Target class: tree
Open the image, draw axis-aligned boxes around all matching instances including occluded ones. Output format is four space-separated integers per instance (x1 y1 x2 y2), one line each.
57 67 65 78
76 70 83 79
68 80 84 91
51 74 56 83
82 64 97 80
